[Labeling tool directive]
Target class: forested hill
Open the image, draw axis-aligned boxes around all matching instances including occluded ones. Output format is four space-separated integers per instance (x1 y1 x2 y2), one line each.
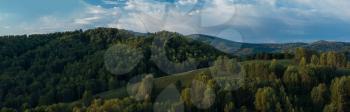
1 28 350 112
0 28 228 110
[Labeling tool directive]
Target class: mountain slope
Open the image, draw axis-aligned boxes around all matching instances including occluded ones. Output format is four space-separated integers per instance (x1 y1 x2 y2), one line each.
0 28 228 109
188 34 350 55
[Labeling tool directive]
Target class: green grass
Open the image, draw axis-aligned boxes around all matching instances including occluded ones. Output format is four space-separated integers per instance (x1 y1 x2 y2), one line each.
94 68 210 100
241 59 294 65
94 87 129 99
154 68 209 89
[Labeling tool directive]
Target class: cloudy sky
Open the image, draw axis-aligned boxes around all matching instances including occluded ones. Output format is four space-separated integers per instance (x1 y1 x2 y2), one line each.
0 0 349 43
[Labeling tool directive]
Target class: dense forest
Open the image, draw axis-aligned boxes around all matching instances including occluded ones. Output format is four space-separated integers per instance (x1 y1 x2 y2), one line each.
0 28 350 112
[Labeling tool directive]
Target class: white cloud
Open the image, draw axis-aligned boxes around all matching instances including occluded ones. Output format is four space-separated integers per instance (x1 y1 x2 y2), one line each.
110 0 241 36
178 0 198 5
288 0 350 21
2 0 350 42
75 16 101 25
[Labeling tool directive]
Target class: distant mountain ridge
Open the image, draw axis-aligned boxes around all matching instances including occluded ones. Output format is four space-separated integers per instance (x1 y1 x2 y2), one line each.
187 34 350 55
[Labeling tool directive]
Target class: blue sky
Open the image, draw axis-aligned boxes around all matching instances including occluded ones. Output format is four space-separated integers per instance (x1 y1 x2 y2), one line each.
0 0 349 43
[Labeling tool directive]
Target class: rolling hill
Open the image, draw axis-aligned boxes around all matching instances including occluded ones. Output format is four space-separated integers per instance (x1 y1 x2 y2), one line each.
188 34 350 55
1 28 349 111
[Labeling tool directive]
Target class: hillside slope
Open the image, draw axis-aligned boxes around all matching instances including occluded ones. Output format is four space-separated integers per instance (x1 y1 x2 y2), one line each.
0 28 228 109
188 34 350 55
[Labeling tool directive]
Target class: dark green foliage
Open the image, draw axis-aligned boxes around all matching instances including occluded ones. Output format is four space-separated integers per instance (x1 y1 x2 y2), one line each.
324 76 350 112
1 28 350 112
310 83 328 111
0 28 227 110
82 91 93 107
311 55 319 66
241 52 293 61
254 87 278 112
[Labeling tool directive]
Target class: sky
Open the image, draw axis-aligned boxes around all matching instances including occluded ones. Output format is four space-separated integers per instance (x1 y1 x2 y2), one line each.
0 0 350 43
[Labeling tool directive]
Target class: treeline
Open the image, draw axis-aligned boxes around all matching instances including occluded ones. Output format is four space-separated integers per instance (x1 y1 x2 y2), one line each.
0 28 227 111
241 52 294 61
30 51 350 112
294 47 349 68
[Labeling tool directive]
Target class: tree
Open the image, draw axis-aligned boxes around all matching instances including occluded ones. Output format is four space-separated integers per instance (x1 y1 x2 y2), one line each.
181 88 191 107
325 76 350 111
299 57 307 67
283 66 314 93
189 72 217 109
211 56 240 77
82 90 93 106
269 59 285 78
135 75 154 101
239 106 248 112
283 66 301 92
310 83 328 110
224 102 235 112
295 48 306 62
202 86 216 109
295 47 313 62
311 55 319 66
254 87 278 112
327 52 337 67
108 78 118 90
336 53 347 67
320 53 327 66
275 102 283 112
